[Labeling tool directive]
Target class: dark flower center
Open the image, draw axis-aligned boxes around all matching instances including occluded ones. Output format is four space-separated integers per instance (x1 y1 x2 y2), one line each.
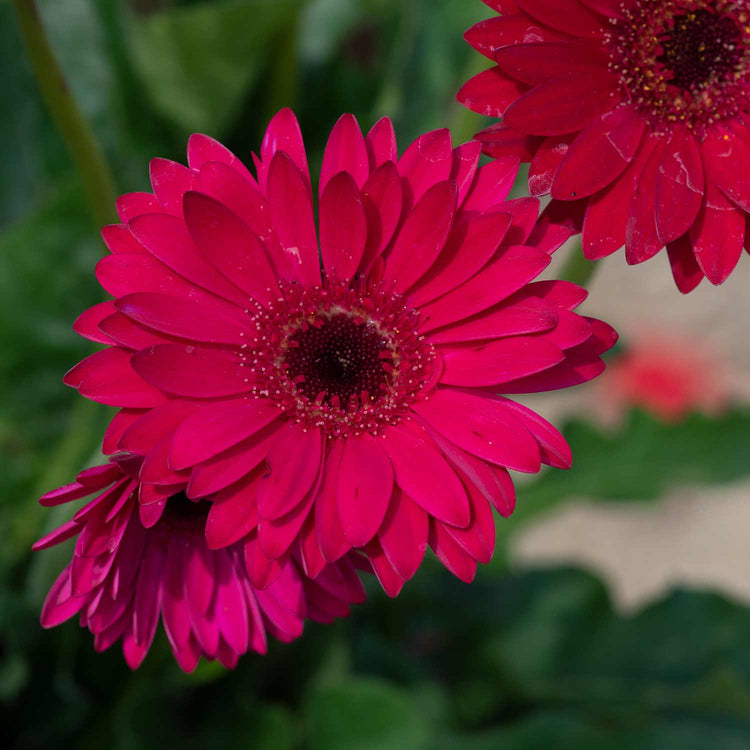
657 10 743 91
284 313 392 407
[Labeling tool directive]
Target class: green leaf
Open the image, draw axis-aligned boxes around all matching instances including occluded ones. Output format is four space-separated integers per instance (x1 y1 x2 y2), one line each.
305 677 431 750
132 0 304 136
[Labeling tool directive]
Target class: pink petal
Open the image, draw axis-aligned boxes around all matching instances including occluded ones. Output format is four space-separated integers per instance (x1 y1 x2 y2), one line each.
491 397 571 468
257 423 323 520
419 245 550 333
299 515 327 579
398 129 454 209
442 477 495 564
259 108 310 192
457 67 527 117
516 0 606 38
582 136 658 259
430 295 556 345
133 541 165 647
412 389 541 472
440 337 564 387
66 348 167 408
258 486 316 560
360 161 403 271
149 158 199 216
205 469 261 549
170 398 280 470
465 15 564 60
131 344 250 399
103 409 146 455
337 433 394 547
429 521 477 583
702 126 750 212
116 192 161 223
214 552 250 654
451 141 482 206
654 126 704 244
552 107 645 200
377 489 428 581
363 539 405 597
98 312 171 350
96 253 242 319
462 156 521 211
495 41 609 86
365 117 397 170
73 301 117 345
182 191 279 306
187 133 255 184
528 134 574 196
474 123 542 161
115 292 249 345
433 436 516 518
689 181 745 285
119 400 199 455
383 181 457 294
40 567 84 628
243 533 288 590
666 235 704 294
101 223 147 254
266 151 322 287
320 113 369 194
198 161 277 250
382 422 469 527
626 140 666 264
504 71 621 136
320 172 367 280
408 212 512 307
187 421 281 498
315 441 351 563
128 213 248 306
140 435 190 485
523 279 588 310
32 518 82 551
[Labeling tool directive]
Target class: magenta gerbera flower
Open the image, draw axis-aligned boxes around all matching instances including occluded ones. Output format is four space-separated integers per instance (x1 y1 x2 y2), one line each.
33 456 365 671
459 0 750 291
64 108 616 595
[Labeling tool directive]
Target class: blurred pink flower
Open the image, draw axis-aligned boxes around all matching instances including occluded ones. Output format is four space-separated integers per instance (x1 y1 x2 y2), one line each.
33 457 365 672
64 108 617 595
598 335 729 422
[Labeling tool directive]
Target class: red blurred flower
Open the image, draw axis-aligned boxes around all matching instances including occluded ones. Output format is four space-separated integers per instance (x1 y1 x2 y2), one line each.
598 334 729 422
459 0 750 292
65 108 617 595
33 457 365 672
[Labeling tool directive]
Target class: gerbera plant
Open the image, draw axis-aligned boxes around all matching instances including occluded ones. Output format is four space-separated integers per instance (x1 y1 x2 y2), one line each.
59 108 617 598
34 457 365 671
459 0 750 291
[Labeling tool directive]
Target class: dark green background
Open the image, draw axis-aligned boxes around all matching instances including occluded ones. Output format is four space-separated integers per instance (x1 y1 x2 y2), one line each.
3 1 750 747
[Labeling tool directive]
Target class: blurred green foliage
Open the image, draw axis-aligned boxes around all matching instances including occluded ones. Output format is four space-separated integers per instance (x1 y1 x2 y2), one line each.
2 1 750 748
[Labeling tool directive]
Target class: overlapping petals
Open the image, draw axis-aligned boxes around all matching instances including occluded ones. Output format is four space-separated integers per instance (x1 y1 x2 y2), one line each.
34 458 365 671
459 0 750 291
65 108 616 596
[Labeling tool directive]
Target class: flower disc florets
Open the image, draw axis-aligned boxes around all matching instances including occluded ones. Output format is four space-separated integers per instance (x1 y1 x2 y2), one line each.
608 0 750 133
247 278 436 438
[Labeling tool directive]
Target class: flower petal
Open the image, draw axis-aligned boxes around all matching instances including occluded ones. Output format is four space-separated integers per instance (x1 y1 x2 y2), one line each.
320 172 367 280
337 433 394 547
320 113 369 194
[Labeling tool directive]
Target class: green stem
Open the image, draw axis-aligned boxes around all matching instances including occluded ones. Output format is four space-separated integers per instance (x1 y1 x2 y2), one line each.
12 0 118 228
559 239 599 288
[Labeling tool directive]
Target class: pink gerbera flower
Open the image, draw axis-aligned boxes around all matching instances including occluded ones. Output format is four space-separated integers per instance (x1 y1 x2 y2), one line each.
459 0 750 291
33 457 365 672
65 108 616 595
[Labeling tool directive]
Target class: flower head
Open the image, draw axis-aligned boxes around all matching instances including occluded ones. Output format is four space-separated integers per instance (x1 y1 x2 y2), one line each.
65 108 616 595
34 457 365 671
459 0 750 291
